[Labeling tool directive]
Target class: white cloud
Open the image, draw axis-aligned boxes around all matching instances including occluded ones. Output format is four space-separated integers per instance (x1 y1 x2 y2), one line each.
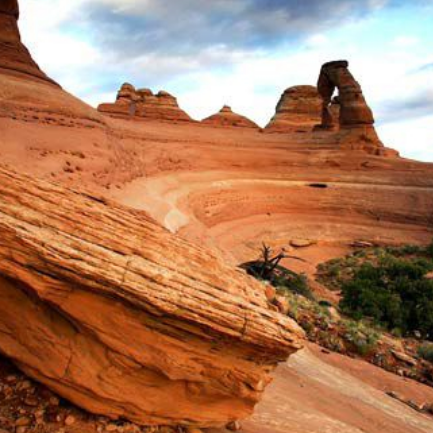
378 116 433 162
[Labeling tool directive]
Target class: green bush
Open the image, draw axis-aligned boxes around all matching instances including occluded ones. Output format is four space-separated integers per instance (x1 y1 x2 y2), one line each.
340 257 433 339
343 320 379 356
418 343 433 363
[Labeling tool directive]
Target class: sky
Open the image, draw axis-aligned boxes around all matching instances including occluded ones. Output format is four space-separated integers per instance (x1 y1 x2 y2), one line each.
18 0 433 162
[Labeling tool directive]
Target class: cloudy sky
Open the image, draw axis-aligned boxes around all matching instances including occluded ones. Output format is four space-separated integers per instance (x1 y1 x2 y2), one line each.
19 0 433 161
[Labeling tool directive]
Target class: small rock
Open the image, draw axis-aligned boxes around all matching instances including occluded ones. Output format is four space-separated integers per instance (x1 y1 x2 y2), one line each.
5 375 17 384
106 424 118 432
274 295 289 315
407 400 422 412
391 350 417 367
351 240 374 248
49 396 60 406
226 421 242 431
424 403 433 414
24 396 39 407
264 285 276 301
15 417 31 427
16 427 27 433
290 239 315 248
64 415 76 426
16 380 32 391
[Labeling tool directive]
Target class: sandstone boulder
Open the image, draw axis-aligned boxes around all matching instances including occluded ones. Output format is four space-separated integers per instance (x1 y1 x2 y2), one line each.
265 86 322 133
0 166 303 428
98 84 193 122
0 0 58 86
202 105 259 129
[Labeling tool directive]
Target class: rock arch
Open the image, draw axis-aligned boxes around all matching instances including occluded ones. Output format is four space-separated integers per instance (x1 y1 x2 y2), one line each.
317 60 374 130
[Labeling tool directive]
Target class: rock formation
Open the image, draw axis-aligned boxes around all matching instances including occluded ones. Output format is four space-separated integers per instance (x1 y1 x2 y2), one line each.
265 86 322 133
98 84 193 122
202 105 259 129
315 60 386 151
0 0 58 86
0 166 303 428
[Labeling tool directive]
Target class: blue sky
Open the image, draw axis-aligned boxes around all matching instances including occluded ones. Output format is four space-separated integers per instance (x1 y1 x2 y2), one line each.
19 0 433 161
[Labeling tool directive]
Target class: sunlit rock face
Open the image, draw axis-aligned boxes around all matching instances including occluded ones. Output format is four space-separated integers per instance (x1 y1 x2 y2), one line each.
98 83 193 123
202 105 259 129
0 0 58 85
265 85 322 133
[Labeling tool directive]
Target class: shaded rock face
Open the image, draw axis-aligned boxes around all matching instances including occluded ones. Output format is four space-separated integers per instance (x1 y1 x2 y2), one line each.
202 105 259 129
98 83 193 122
265 86 322 133
0 166 303 428
0 0 58 86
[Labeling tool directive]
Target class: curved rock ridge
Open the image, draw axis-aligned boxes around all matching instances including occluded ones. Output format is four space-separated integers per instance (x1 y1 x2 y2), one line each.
0 0 58 86
202 105 259 129
265 86 322 133
98 83 193 123
0 165 303 427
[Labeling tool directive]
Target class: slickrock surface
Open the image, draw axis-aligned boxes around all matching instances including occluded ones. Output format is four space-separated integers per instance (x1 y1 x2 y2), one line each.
0 0 57 86
98 83 193 123
0 166 303 427
265 86 322 133
202 106 259 129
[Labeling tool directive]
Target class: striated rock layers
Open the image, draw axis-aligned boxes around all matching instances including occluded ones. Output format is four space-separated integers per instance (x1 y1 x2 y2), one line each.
202 105 259 129
98 83 193 123
315 60 395 155
0 166 303 428
0 0 58 86
265 86 322 133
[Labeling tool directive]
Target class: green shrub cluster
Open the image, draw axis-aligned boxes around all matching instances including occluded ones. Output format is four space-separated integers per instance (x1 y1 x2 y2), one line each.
340 256 433 339
418 343 433 362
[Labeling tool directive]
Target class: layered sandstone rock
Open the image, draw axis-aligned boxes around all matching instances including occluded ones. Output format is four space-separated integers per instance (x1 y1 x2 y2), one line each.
315 60 388 153
0 166 303 428
202 105 259 129
0 0 58 85
98 84 193 122
265 86 322 133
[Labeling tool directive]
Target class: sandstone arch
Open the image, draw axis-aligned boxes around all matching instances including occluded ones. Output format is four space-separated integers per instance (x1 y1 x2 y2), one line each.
317 60 374 130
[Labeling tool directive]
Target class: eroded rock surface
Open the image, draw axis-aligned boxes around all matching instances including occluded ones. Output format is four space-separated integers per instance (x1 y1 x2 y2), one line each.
98 83 193 122
202 106 259 129
265 86 322 133
0 166 303 428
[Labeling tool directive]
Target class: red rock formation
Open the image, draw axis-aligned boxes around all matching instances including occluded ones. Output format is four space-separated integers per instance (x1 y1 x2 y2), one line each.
316 60 385 150
0 166 303 428
0 0 58 86
265 86 322 133
202 105 259 129
98 84 193 122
